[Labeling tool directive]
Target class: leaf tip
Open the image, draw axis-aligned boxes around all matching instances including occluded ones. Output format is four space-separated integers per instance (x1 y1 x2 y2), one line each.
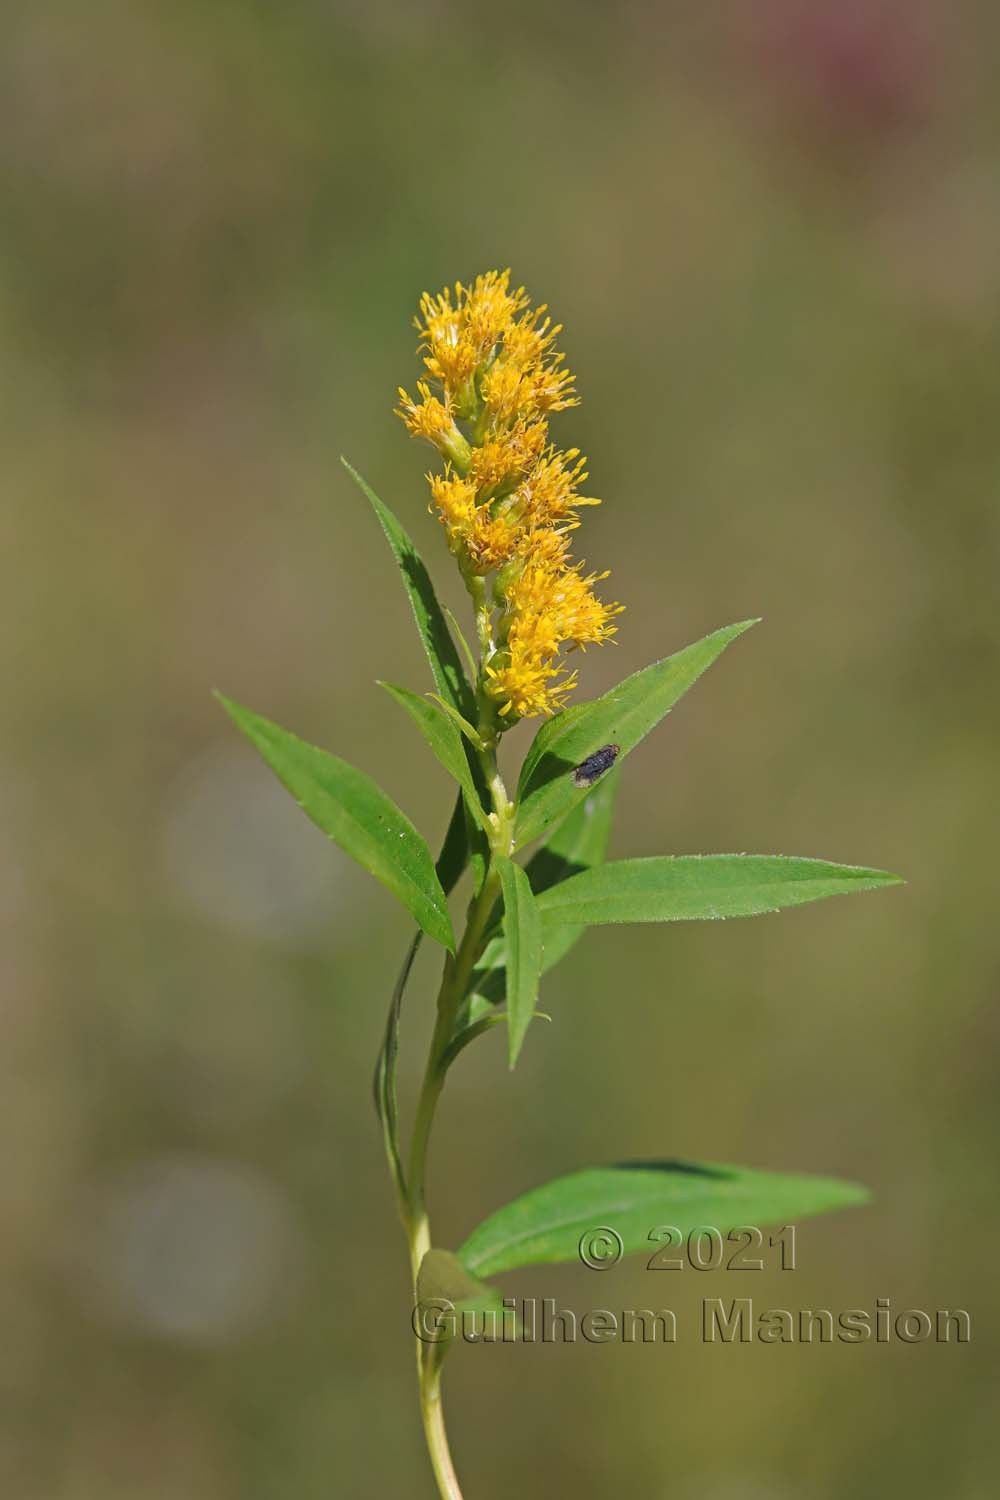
863 866 905 888
213 689 240 721
340 456 367 493
826 1176 872 1211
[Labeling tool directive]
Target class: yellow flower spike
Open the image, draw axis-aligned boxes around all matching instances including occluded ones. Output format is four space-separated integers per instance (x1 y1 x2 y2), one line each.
397 270 622 720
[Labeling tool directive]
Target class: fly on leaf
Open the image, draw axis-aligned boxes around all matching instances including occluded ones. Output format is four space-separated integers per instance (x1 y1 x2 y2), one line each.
572 743 620 788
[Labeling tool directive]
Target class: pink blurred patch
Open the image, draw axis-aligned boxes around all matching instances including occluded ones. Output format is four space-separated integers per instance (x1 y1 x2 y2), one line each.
749 0 939 135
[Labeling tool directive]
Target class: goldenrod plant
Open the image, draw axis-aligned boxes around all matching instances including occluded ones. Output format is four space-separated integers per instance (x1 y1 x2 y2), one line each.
218 271 900 1499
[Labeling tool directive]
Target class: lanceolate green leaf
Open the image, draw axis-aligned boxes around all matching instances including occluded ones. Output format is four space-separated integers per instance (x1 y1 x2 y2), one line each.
514 620 757 849
428 694 487 753
217 694 455 952
495 856 542 1069
459 1161 869 1277
535 854 902 926
459 851 898 1022
343 459 475 721
441 1008 551 1070
379 682 490 831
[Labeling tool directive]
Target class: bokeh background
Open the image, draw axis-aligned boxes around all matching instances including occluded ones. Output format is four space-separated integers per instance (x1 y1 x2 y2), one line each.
5 2 998 1496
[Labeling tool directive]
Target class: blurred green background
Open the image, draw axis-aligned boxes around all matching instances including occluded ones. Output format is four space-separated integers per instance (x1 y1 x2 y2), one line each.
4 2 998 1496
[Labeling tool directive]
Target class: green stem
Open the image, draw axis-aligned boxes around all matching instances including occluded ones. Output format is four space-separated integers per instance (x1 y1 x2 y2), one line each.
407 863 500 1259
393 567 518 1500
420 1363 464 1500
401 731 514 1498
402 880 496 1500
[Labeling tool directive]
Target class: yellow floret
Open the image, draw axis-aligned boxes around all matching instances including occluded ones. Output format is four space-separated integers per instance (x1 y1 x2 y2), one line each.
486 650 577 720
469 420 547 497
396 384 472 469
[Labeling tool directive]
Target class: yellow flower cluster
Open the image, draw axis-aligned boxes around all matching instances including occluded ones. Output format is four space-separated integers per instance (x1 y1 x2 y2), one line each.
397 270 621 721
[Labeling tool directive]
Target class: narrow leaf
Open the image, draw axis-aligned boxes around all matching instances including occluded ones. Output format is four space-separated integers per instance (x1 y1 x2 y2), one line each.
459 1161 869 1277
443 605 479 684
536 854 902 926
342 461 490 887
379 682 490 830
514 620 757 848
495 855 542 1069
428 694 488 753
343 459 475 720
373 931 419 1196
217 694 455 952
441 1009 551 1070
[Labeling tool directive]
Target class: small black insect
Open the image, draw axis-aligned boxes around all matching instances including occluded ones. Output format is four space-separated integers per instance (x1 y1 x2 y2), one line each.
572 743 620 788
